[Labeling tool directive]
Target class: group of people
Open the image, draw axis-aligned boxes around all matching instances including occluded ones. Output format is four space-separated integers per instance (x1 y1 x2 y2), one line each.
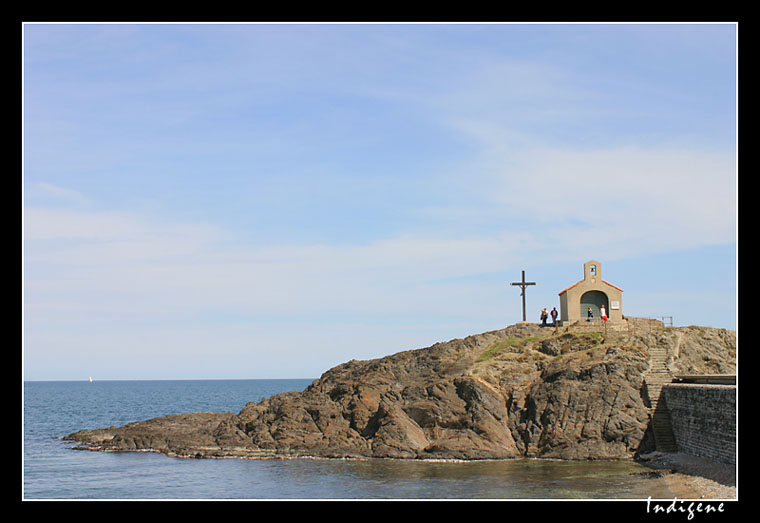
540 305 609 326
539 307 558 327
586 306 609 322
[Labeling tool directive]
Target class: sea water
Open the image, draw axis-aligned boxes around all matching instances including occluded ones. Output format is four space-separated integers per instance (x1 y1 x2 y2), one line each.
23 379 678 500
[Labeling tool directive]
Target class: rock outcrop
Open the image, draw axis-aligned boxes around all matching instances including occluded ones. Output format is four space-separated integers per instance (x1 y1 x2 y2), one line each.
64 322 736 461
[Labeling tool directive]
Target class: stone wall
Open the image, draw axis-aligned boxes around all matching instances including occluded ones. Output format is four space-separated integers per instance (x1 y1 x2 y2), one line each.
662 383 736 464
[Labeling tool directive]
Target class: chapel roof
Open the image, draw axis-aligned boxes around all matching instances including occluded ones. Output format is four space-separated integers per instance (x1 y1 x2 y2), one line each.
558 279 624 296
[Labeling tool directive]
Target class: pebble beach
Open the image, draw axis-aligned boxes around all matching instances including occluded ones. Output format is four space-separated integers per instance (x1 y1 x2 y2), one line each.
639 452 737 500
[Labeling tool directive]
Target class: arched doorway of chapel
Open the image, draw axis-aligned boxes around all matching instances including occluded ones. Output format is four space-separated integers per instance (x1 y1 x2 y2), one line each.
580 290 609 320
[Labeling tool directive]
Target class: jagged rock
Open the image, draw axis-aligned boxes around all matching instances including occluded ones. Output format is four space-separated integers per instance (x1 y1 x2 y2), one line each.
64 322 735 461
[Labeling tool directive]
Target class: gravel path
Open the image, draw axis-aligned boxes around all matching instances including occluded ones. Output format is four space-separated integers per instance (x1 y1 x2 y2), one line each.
637 452 737 500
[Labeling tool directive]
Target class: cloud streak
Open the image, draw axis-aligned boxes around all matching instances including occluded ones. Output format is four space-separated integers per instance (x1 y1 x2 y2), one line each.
486 145 736 247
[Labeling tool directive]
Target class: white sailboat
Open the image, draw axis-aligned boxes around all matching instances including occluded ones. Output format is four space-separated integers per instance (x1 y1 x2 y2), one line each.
88 376 93 383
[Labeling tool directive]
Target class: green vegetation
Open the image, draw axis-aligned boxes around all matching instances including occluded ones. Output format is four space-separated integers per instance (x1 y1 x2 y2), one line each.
478 330 616 364
479 337 520 361
479 335 544 362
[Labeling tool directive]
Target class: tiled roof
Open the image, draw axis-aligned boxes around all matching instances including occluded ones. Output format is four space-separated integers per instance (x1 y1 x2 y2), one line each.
558 280 583 295
558 280 624 295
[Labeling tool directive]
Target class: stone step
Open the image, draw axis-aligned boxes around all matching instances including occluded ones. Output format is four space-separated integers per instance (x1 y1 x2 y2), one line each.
644 349 678 452
653 424 675 435
653 438 677 451
650 412 677 451
652 432 677 450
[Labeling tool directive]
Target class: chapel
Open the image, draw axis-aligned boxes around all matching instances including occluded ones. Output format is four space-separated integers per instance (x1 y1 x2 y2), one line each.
558 260 623 324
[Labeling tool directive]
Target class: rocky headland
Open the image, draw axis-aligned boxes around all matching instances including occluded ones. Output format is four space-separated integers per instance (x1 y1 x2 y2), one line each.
64 322 736 466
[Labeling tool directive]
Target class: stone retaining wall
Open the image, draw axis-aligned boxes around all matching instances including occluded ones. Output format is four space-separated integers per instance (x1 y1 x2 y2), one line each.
662 383 736 464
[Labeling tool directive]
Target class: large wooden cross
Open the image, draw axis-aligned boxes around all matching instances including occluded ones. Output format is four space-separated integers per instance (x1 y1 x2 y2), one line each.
510 270 536 322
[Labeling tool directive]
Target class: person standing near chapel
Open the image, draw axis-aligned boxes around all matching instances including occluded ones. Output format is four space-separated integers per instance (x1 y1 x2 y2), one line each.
540 308 548 327
601 305 608 322
587 307 593 322
550 307 558 326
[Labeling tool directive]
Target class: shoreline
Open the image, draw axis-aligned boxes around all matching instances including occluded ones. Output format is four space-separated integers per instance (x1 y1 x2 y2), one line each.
637 452 737 500
67 439 736 499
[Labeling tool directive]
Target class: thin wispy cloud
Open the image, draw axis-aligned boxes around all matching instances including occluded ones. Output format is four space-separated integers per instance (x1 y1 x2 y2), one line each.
27 182 90 207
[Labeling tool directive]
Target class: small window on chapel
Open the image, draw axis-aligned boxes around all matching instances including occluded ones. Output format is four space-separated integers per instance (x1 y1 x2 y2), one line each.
589 265 596 276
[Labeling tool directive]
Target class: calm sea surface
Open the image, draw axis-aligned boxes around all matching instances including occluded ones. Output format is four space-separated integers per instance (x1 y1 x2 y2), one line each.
23 379 677 500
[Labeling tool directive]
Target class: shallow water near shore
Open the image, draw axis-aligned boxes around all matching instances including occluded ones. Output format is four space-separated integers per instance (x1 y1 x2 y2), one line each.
24 379 679 500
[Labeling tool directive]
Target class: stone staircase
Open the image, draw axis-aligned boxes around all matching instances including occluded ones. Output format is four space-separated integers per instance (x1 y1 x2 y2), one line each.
643 345 678 452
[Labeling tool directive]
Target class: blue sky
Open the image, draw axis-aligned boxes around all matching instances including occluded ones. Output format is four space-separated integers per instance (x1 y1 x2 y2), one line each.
23 23 737 381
